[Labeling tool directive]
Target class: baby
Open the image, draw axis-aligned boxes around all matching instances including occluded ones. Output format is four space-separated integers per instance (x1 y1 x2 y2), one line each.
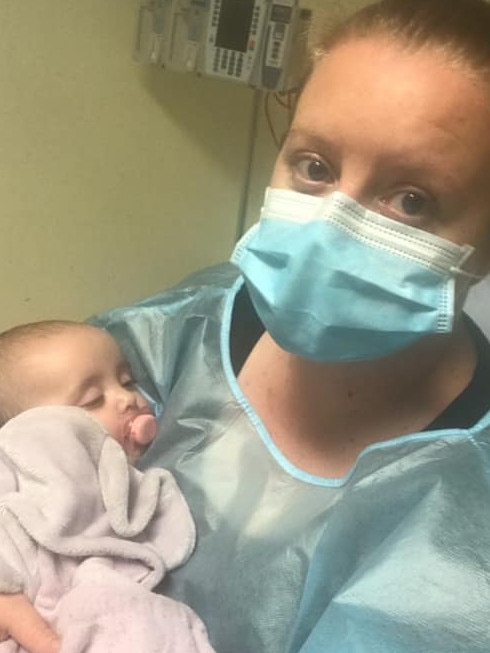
0 320 158 462
0 321 215 653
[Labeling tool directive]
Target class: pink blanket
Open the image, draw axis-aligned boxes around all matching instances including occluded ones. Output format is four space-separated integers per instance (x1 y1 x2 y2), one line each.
0 406 216 653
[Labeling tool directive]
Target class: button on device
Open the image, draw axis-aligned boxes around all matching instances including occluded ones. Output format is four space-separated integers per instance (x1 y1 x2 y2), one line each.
274 23 286 39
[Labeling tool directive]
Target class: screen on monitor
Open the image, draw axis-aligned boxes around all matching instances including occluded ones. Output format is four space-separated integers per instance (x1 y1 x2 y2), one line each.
215 0 255 52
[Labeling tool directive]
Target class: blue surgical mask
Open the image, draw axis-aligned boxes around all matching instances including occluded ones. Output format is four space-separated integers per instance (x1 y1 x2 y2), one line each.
231 188 479 362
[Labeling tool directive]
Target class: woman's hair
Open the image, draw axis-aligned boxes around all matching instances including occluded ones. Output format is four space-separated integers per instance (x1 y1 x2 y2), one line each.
312 0 490 78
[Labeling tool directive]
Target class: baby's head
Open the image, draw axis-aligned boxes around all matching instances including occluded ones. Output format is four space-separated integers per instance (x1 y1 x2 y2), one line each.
0 320 156 461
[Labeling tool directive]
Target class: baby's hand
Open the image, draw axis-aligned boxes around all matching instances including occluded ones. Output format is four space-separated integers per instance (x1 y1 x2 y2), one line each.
0 593 59 653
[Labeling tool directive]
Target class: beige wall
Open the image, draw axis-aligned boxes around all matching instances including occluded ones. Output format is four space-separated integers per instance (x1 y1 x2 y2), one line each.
0 0 369 331
0 0 256 330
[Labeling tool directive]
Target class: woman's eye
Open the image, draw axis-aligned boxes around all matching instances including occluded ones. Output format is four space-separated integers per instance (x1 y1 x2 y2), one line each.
379 190 436 223
294 157 335 186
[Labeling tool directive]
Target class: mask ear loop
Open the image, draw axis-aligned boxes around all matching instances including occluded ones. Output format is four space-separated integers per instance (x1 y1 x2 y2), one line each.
451 268 485 281
450 246 485 282
449 250 483 316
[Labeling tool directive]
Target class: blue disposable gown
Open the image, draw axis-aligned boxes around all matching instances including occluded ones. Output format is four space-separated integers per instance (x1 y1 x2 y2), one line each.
93 263 490 653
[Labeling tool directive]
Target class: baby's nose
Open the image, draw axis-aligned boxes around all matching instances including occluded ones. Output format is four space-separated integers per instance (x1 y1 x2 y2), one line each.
117 387 139 410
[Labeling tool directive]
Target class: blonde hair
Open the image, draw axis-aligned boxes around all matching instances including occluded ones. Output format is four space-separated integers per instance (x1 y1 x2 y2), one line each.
311 0 490 78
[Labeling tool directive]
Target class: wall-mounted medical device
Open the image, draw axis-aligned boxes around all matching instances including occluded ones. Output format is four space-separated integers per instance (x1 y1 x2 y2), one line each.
134 0 311 92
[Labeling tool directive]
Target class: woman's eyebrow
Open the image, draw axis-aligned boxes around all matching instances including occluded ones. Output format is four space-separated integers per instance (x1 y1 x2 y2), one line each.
284 127 334 150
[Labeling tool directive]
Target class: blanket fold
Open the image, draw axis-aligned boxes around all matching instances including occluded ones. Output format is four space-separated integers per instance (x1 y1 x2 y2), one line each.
0 406 214 653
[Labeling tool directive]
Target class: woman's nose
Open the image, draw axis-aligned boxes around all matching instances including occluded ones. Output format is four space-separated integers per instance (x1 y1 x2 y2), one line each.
337 161 375 207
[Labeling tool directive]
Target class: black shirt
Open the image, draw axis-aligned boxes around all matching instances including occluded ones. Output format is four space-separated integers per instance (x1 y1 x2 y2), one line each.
425 316 490 430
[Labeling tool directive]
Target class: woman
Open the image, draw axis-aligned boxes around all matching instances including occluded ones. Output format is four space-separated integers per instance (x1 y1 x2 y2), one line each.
5 0 490 651
102 1 490 649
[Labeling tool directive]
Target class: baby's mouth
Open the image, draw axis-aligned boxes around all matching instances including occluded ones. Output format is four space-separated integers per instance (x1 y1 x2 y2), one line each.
128 413 157 446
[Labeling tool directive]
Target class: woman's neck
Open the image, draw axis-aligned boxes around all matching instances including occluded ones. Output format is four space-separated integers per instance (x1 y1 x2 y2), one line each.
238 322 477 478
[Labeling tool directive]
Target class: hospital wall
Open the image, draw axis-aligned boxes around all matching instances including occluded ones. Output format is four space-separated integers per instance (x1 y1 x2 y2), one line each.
6 0 488 335
0 0 257 331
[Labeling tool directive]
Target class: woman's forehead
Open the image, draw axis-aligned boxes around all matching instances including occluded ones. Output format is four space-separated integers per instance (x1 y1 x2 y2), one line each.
294 37 490 154
303 36 489 107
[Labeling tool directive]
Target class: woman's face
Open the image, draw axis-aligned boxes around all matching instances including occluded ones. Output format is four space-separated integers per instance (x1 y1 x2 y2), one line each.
271 36 490 273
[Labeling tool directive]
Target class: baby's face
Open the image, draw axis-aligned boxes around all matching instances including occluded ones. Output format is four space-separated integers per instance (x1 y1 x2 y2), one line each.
18 325 154 461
